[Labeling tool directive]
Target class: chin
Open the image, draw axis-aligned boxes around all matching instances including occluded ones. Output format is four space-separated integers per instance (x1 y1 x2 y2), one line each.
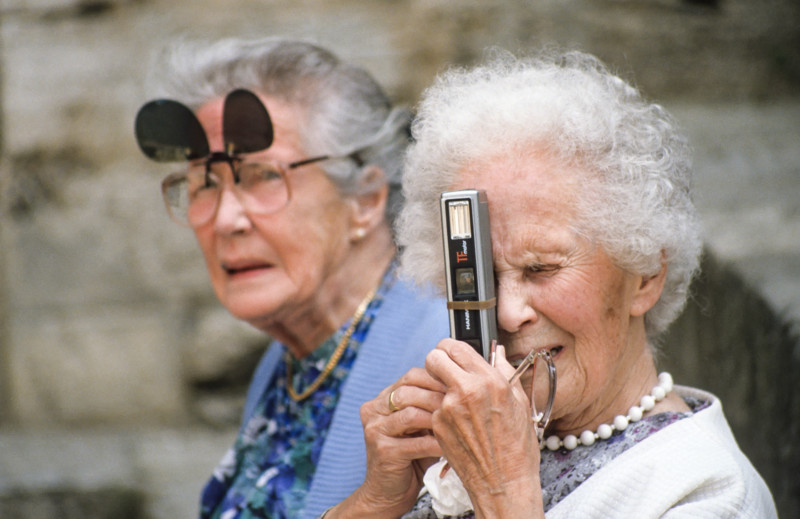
219 291 284 325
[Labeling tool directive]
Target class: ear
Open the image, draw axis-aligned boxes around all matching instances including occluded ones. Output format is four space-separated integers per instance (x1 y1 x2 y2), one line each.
348 166 389 241
630 259 668 317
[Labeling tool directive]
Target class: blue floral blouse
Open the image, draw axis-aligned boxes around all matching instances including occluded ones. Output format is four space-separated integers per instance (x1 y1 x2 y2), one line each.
200 267 396 519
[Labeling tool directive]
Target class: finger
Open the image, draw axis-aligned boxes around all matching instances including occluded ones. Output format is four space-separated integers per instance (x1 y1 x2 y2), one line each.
400 435 442 461
360 431 442 505
391 406 437 438
425 340 486 387
493 344 518 379
398 366 448 393
389 384 445 414
436 338 487 371
371 367 447 417
363 397 438 438
364 409 443 459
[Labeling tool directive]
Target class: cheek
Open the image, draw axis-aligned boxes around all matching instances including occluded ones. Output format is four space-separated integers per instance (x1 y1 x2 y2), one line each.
567 289 626 357
565 285 636 384
554 269 627 333
546 283 621 372
277 201 352 273
597 274 637 334
540 278 601 332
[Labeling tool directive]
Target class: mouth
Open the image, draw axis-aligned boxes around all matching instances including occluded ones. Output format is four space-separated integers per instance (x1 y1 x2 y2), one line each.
509 345 563 367
222 261 273 276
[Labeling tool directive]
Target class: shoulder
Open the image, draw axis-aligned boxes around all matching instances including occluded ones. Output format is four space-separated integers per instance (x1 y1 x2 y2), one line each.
338 278 449 392
385 276 447 309
371 277 449 343
648 387 777 516
549 386 777 518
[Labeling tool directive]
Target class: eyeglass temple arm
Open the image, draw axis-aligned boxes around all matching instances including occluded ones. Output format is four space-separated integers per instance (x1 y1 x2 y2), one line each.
289 149 365 170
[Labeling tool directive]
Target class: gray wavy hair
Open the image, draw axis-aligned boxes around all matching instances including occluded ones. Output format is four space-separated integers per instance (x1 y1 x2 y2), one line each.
397 49 703 341
147 36 411 225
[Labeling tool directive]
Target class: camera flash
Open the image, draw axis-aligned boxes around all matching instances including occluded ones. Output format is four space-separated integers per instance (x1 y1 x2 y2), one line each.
448 200 473 239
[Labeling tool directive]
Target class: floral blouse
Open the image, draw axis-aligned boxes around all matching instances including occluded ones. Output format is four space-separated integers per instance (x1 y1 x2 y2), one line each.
200 268 396 519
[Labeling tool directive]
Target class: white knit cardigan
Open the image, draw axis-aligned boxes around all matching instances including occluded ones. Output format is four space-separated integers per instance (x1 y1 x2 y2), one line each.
546 386 777 518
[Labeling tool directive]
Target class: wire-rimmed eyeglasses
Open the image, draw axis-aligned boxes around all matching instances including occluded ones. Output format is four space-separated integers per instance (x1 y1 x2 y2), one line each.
161 150 363 227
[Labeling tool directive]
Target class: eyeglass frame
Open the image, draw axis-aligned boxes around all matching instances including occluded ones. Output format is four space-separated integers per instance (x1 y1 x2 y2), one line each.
160 148 366 227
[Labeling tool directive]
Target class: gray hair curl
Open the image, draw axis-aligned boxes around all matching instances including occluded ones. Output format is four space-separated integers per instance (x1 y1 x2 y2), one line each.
397 49 702 341
147 37 411 225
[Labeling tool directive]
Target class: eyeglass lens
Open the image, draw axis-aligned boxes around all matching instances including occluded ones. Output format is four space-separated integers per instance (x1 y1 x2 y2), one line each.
135 89 275 163
163 160 290 226
222 89 274 155
135 99 210 162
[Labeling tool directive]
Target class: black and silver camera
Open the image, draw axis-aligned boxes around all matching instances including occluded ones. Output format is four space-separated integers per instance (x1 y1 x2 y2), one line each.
440 189 497 361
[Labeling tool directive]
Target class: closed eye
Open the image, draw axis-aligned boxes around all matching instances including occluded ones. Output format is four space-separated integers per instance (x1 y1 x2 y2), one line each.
524 263 560 278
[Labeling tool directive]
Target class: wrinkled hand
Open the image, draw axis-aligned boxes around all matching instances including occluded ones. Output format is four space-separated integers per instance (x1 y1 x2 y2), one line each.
425 340 545 519
327 367 446 519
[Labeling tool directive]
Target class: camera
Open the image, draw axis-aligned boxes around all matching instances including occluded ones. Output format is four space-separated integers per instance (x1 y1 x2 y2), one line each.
440 189 497 361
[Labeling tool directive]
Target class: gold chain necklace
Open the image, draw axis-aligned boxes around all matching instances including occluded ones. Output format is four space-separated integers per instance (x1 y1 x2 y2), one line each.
285 287 378 402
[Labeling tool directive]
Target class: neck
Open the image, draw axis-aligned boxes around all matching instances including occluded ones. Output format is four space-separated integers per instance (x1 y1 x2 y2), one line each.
263 225 396 358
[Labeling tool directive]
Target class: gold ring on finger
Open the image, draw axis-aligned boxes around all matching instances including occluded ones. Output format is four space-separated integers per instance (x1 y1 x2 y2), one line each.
388 389 400 413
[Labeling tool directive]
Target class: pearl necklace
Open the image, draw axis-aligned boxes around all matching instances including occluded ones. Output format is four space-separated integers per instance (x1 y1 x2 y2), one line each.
541 372 674 451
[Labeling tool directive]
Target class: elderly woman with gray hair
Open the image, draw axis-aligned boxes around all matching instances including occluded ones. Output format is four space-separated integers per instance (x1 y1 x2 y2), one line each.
134 37 448 518
320 50 777 518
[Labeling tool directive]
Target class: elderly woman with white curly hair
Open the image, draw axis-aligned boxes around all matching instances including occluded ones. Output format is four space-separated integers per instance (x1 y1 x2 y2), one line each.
319 49 777 518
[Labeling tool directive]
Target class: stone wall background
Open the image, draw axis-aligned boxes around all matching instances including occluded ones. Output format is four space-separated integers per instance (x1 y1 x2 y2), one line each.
1 0 798 517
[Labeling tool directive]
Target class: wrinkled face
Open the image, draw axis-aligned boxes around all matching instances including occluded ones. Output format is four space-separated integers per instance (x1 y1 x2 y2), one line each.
191 94 356 329
454 151 648 425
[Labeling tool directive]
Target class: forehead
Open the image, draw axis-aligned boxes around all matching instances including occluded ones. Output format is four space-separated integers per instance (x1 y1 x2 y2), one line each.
454 151 584 224
451 151 591 261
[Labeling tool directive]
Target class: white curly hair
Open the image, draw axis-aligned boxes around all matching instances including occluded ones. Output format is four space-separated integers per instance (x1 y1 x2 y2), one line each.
397 48 702 342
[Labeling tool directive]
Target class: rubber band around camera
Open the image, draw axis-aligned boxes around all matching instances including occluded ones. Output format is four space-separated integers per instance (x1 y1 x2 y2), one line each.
446 298 497 311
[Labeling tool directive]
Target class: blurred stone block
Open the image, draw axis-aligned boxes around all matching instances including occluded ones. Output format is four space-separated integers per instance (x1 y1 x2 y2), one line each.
183 306 268 385
7 306 187 424
0 429 143 518
133 427 237 518
0 487 143 519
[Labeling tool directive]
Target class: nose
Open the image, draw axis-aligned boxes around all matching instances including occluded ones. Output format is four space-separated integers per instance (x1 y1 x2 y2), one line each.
496 276 538 334
213 186 252 234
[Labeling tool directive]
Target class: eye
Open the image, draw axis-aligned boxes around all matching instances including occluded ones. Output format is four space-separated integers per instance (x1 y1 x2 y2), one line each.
524 263 560 278
186 170 220 198
238 162 283 187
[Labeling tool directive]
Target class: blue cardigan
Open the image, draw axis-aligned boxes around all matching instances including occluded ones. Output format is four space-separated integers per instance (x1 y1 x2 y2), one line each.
240 278 449 519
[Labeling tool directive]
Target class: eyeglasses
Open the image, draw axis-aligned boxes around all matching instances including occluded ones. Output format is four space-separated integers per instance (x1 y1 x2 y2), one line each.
135 88 364 227
161 151 362 227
